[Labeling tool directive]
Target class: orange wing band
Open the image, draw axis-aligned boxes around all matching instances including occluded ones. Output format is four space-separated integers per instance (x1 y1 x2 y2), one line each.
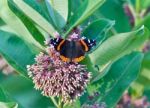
80 40 89 52
73 56 85 62
57 40 65 51
60 55 70 62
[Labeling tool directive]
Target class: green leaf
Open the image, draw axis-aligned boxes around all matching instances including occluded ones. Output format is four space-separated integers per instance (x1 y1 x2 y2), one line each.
91 63 112 83
0 30 40 77
11 0 56 37
0 0 43 49
64 0 105 37
82 19 115 51
68 0 82 20
141 0 150 9
0 102 18 108
142 51 150 70
0 75 55 108
130 51 150 97
137 14 150 32
8 0 45 46
45 0 68 30
0 18 5 26
94 0 131 32
89 26 149 66
0 86 18 108
0 25 17 35
0 87 8 102
96 52 144 107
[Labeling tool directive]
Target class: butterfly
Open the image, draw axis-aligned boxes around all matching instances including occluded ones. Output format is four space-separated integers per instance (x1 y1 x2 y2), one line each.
50 37 96 62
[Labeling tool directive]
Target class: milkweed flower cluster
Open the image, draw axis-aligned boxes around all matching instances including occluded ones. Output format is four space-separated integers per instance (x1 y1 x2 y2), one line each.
27 45 91 103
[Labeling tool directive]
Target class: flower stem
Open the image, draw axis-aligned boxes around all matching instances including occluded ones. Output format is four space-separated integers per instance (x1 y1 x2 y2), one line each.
50 97 59 108
136 0 140 13
58 97 63 108
134 0 141 26
58 103 63 108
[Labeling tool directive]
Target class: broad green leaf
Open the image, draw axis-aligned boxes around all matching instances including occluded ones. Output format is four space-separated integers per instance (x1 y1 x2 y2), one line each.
45 0 68 29
89 26 149 66
8 0 45 46
0 0 43 49
0 87 8 102
0 86 18 108
0 30 40 77
137 14 150 32
96 52 144 107
141 0 150 9
130 51 150 97
0 102 18 108
12 0 56 37
64 0 105 37
68 0 83 20
0 72 6 83
22 0 52 23
0 25 17 35
94 0 131 32
82 19 115 51
0 18 5 26
0 75 55 108
91 63 112 83
142 51 150 69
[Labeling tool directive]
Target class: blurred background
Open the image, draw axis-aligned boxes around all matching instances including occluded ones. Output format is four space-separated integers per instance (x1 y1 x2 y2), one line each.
0 0 150 108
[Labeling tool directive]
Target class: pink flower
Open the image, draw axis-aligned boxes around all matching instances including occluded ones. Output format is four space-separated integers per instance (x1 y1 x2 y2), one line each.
27 45 91 103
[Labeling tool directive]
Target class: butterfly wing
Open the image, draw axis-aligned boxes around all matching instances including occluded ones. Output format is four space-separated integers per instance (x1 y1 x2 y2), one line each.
72 41 85 62
50 38 64 50
80 38 96 52
59 40 85 62
50 37 96 63
59 40 72 62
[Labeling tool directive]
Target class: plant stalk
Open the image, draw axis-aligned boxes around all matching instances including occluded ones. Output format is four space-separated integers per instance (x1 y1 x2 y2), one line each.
58 97 64 108
50 97 59 108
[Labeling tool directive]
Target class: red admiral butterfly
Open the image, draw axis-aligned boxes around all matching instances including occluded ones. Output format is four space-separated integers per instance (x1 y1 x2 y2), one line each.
50 37 96 62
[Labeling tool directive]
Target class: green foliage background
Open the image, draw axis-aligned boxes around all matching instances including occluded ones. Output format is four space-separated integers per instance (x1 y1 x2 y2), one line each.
0 0 150 108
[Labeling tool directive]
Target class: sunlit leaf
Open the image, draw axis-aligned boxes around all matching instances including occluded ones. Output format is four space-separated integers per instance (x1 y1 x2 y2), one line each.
89 26 149 66
8 0 45 46
94 0 131 32
0 0 43 49
12 0 56 37
1 75 55 108
96 52 144 107
45 0 68 30
0 30 40 77
0 87 8 102
64 0 105 37
82 19 115 51
0 102 18 108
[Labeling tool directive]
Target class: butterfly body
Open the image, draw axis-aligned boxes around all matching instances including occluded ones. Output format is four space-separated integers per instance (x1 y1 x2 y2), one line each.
50 37 96 62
